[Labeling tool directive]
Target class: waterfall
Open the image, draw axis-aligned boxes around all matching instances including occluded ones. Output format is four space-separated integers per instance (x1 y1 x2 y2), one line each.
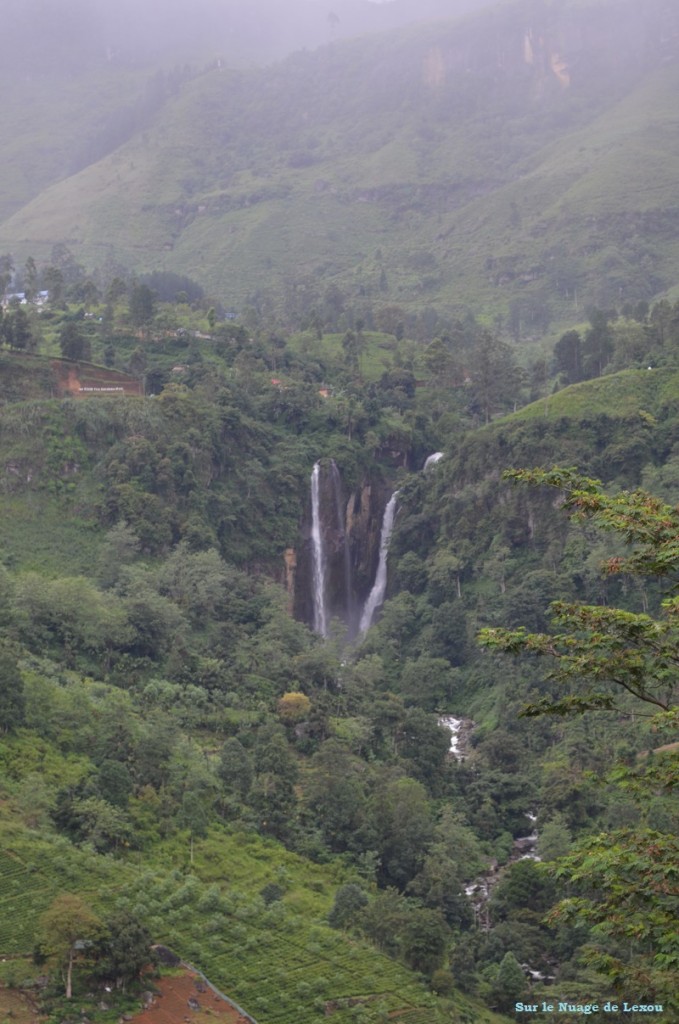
423 451 444 470
310 462 328 637
359 491 399 634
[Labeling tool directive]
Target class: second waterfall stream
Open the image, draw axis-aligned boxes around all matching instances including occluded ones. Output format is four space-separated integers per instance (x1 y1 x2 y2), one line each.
359 490 399 634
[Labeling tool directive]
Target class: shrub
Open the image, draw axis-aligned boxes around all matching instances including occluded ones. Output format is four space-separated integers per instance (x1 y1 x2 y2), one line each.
328 883 368 929
260 882 284 905
430 968 454 995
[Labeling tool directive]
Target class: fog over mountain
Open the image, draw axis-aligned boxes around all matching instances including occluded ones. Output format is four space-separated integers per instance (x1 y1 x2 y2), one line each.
2 0 678 318
0 0 498 69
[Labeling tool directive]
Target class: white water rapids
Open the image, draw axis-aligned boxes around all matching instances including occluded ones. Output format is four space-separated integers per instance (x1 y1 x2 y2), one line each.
438 715 464 758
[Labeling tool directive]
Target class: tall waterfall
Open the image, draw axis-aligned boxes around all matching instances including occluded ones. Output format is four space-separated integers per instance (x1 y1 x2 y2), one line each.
310 462 328 636
359 491 399 634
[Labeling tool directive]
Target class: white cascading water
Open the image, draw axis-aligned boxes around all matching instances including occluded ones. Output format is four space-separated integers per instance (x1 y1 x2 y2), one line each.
423 451 444 470
438 715 464 759
310 462 328 637
359 491 399 634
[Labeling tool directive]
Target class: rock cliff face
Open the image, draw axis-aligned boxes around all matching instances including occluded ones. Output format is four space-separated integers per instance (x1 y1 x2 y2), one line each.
293 461 391 639
345 478 392 604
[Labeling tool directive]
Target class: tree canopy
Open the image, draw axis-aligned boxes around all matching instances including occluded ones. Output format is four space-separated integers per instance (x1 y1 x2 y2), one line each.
479 468 679 718
479 468 679 1008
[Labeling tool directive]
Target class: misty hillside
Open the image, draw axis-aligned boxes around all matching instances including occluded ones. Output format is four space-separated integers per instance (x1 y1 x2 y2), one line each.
2 0 679 323
0 0 490 228
0 0 490 71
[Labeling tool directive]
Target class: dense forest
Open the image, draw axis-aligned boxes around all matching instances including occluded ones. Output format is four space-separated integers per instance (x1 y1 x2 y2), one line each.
0 243 677 1024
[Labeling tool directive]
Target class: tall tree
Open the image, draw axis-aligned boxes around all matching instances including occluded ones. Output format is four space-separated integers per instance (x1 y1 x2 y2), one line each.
49 243 84 286
59 321 90 361
0 253 14 296
23 256 38 302
129 283 156 333
490 952 525 1012
10 307 31 351
0 648 25 733
553 329 583 384
42 266 65 306
218 737 253 801
370 776 434 889
0 306 9 347
95 911 152 992
306 740 368 852
468 330 522 423
251 730 298 839
39 894 102 998
582 309 614 378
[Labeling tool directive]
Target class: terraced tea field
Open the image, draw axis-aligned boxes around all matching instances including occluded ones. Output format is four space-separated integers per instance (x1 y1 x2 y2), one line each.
0 829 504 1024
115 856 499 1024
0 843 135 955
0 853 56 955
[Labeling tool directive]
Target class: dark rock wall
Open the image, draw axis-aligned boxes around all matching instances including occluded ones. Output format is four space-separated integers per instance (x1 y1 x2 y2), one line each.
293 461 392 638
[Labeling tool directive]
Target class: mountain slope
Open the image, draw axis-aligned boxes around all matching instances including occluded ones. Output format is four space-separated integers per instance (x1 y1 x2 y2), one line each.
0 0 493 225
2 0 679 322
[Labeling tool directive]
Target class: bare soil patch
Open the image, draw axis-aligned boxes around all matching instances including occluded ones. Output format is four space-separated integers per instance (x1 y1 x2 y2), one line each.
130 970 249 1024
0 985 43 1024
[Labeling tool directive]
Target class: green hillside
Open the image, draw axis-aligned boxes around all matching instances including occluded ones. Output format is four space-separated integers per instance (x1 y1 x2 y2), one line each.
0 804 503 1024
0 0 493 224
2 0 679 325
500 366 679 422
0 67 153 225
